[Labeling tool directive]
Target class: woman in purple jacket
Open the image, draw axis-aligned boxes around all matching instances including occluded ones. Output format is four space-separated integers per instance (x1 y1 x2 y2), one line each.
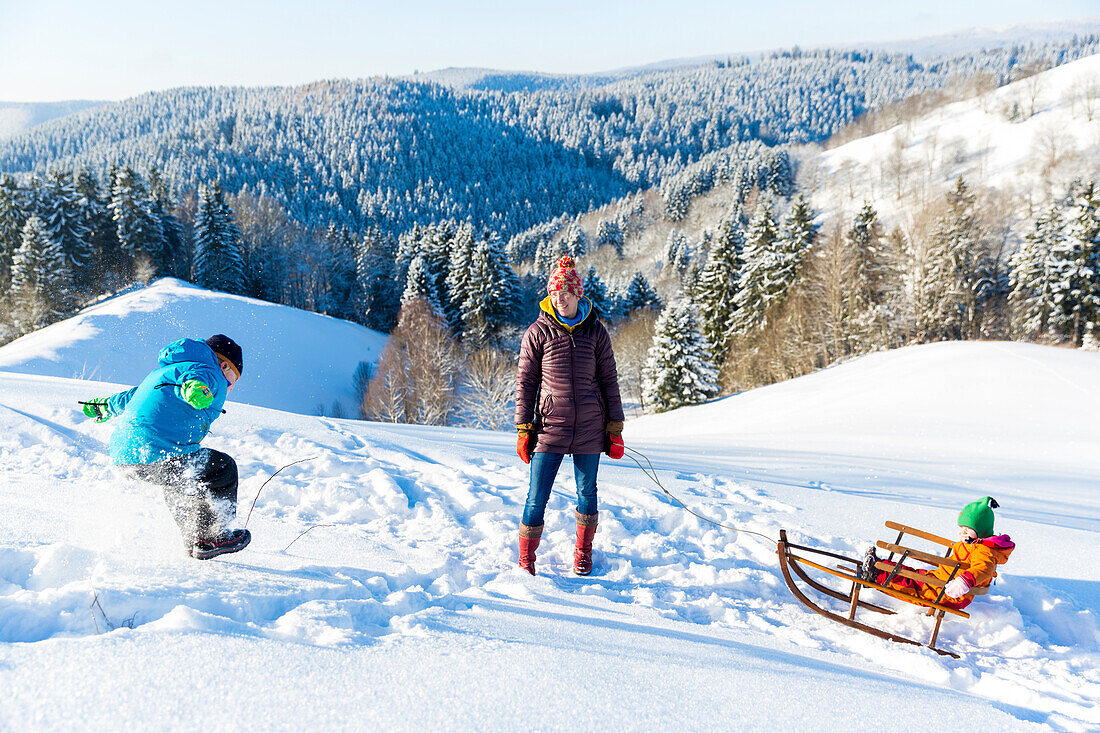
514 255 625 576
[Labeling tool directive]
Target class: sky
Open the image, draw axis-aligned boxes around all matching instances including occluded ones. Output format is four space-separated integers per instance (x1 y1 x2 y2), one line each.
1 0 1098 102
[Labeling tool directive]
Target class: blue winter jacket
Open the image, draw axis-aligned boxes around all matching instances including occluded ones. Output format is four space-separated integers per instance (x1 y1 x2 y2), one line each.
107 338 230 465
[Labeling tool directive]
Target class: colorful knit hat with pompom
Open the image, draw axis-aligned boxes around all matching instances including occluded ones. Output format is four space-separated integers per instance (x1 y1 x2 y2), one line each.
547 255 584 297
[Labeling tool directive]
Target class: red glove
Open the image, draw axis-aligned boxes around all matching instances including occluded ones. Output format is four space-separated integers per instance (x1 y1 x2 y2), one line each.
605 421 624 459
516 423 533 464
607 434 624 460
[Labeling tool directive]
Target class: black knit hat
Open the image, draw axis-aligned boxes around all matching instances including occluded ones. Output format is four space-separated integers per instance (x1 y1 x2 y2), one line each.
206 334 243 377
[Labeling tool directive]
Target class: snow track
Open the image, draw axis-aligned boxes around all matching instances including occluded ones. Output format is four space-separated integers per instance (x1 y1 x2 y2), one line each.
1 355 1099 730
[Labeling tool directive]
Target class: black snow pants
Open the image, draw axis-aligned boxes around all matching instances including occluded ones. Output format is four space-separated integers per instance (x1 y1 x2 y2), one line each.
128 448 239 543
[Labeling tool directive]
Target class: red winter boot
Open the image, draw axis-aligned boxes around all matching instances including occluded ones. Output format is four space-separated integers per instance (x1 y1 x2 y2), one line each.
518 523 543 575
573 510 598 576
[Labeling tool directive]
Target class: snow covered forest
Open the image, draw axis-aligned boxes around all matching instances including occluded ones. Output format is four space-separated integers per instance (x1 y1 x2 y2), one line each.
2 36 1100 420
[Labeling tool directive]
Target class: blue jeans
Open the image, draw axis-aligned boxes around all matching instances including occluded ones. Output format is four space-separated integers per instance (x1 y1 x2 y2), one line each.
522 452 600 526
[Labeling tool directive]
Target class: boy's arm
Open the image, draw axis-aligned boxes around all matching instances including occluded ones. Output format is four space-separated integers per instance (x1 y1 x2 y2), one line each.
82 386 137 423
106 387 138 414
176 364 223 410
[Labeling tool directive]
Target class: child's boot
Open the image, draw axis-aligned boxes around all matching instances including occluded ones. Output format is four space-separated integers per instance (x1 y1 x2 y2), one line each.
857 546 879 582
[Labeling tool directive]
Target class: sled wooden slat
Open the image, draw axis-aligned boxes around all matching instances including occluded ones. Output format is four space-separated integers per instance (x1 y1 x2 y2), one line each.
785 558 895 615
873 561 946 588
876 541 966 570
884 521 953 547
868 562 988 598
791 552 969 618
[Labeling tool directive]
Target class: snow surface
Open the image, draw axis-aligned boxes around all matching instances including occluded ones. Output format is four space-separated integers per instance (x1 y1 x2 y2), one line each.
811 53 1100 222
0 278 387 417
1 323 1098 728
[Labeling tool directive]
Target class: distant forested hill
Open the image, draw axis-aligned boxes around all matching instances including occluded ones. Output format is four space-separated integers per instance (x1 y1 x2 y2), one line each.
2 38 1097 239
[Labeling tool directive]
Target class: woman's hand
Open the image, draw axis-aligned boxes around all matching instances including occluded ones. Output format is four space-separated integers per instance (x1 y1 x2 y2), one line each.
516 423 534 464
606 421 624 460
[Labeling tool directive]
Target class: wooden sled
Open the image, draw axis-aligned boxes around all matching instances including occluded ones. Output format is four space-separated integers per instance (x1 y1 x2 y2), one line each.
777 522 988 659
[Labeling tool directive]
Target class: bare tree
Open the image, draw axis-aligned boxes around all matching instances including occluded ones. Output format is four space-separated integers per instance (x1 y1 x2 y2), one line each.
1023 71 1046 118
460 347 515 430
363 298 461 425
882 132 913 200
1071 75 1100 121
611 310 659 415
1029 120 1071 202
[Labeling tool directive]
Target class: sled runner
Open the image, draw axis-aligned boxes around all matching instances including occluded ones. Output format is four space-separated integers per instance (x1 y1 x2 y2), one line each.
777 522 989 659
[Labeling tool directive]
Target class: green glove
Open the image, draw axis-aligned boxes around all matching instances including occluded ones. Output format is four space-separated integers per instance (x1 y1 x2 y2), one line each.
81 398 112 423
180 380 215 410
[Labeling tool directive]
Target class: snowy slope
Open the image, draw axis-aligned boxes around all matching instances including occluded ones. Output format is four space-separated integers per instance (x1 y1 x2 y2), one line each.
811 53 1100 221
1 340 1098 730
0 278 387 416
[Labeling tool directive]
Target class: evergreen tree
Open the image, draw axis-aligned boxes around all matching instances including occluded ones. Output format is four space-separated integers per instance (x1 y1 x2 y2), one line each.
847 202 891 309
920 178 994 341
664 229 691 275
462 232 518 345
75 168 122 284
534 234 569 276
401 252 442 312
641 298 719 413
697 210 744 362
41 171 92 289
564 222 587 258
353 227 399 331
192 182 246 294
583 266 613 319
423 220 456 307
148 165 186 279
1010 203 1065 339
0 175 25 294
622 271 662 313
444 221 477 334
9 215 74 330
595 218 624 257
318 224 357 318
731 198 780 334
1051 180 1100 346
777 195 818 279
109 167 165 272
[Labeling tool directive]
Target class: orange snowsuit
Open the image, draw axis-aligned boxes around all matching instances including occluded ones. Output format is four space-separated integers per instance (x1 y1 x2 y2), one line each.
878 535 1014 610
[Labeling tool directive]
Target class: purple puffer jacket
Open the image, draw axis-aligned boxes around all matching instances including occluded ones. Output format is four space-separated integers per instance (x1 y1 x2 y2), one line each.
515 297 625 454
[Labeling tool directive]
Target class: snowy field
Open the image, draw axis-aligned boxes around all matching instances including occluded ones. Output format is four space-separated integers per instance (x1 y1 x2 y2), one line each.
1 329 1098 729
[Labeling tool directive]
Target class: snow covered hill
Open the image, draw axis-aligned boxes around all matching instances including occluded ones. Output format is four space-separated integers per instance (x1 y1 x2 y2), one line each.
0 100 105 139
0 278 387 417
809 52 1100 222
1 341 1098 729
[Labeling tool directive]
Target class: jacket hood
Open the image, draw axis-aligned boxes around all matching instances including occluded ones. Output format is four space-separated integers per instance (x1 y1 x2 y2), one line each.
158 338 218 369
981 534 1014 564
539 296 593 332
981 534 1014 550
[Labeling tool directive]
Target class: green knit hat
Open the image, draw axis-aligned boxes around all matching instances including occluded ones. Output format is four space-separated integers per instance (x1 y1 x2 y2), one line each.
958 496 1000 538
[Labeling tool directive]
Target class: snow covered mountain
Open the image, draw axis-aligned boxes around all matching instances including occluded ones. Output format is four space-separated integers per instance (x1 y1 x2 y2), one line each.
0 278 387 416
809 52 1100 223
1 338 1097 729
0 100 105 139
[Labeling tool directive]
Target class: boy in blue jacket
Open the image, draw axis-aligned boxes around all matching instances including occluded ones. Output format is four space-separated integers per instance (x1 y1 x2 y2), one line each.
82 335 250 560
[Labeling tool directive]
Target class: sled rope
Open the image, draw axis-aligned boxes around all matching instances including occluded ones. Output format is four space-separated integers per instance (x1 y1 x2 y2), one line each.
282 523 335 552
623 446 777 544
244 456 318 528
